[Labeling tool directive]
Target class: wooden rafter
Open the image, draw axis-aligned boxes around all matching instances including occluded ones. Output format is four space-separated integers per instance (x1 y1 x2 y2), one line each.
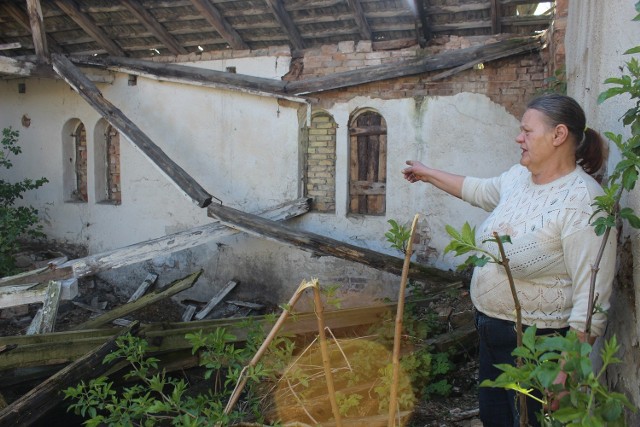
285 35 543 94
25 0 48 60
413 0 431 46
189 0 249 50
120 0 188 56
346 0 372 41
264 0 305 51
0 2 63 54
490 0 502 34
54 0 126 56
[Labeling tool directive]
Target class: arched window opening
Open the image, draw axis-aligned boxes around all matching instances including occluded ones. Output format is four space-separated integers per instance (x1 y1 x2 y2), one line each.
348 110 387 215
69 122 89 203
105 125 121 204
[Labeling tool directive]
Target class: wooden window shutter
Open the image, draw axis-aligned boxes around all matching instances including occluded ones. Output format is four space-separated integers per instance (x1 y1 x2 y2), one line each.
348 111 387 215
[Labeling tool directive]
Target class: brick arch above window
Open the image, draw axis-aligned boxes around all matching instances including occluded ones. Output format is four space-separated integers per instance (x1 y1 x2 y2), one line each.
348 109 387 215
305 111 337 213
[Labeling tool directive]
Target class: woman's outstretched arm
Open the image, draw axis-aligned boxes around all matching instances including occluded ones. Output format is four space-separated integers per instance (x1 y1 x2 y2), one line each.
402 160 465 199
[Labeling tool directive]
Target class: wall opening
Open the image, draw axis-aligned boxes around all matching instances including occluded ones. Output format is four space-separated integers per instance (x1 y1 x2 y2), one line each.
348 109 387 215
305 111 336 212
62 119 88 203
94 120 121 205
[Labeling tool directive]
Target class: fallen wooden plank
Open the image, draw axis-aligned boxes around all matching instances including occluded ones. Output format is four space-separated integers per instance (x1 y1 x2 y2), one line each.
71 270 203 330
0 265 73 288
39 281 62 333
1 198 310 288
127 273 158 302
181 304 196 322
207 202 458 285
52 53 213 208
0 282 462 373
0 323 137 426
0 279 77 309
194 280 237 320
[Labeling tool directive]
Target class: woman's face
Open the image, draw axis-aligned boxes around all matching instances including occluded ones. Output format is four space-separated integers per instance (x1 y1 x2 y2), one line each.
515 108 555 173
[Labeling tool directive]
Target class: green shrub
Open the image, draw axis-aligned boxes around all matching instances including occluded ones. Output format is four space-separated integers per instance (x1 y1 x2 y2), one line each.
0 127 48 276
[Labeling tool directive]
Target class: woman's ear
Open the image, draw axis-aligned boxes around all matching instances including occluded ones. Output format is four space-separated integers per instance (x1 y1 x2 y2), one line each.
552 124 570 146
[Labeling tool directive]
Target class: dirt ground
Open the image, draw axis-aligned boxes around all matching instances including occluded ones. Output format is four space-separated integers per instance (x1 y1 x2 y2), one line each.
0 248 482 426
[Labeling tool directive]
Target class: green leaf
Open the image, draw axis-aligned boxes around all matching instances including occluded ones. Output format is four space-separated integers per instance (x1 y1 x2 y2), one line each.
624 45 640 55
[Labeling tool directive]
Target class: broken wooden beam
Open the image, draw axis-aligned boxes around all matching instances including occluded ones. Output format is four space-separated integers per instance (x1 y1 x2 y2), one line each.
51 53 213 208
38 281 62 334
194 280 237 320
0 323 137 426
0 198 310 288
207 202 458 284
0 279 77 309
71 270 202 330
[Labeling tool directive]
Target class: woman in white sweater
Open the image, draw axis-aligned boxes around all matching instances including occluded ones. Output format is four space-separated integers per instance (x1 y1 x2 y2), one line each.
402 94 616 427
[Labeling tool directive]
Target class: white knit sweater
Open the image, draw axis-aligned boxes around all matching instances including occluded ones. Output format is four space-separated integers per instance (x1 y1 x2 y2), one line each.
461 164 616 336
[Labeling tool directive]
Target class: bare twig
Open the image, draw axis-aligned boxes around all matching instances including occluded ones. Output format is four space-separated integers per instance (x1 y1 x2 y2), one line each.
388 214 420 427
493 231 527 427
312 285 342 426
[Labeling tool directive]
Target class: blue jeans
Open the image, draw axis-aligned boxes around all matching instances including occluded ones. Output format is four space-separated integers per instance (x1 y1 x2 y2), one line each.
475 311 569 427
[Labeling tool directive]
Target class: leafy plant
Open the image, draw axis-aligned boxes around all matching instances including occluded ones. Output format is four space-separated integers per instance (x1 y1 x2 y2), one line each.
0 127 48 276
385 219 412 253
483 327 634 427
64 329 275 426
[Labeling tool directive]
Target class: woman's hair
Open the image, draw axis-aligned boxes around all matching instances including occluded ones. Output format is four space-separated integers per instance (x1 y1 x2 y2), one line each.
527 93 605 176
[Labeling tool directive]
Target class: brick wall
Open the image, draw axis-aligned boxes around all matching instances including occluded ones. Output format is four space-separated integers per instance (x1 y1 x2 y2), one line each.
306 112 337 212
298 35 550 118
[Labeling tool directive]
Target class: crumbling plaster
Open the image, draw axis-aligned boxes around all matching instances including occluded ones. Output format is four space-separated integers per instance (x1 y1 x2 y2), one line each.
566 0 640 420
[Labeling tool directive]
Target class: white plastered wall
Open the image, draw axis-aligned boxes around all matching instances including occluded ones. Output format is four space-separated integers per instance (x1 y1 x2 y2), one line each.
0 53 521 308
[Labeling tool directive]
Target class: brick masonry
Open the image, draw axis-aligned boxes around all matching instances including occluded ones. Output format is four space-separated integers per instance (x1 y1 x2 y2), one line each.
306 113 337 212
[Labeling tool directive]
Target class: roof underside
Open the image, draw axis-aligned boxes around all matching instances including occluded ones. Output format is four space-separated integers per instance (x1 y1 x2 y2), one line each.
0 0 554 59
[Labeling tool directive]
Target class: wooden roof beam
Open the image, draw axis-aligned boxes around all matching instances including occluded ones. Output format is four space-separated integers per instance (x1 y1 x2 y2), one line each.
264 0 305 51
490 0 502 34
0 3 63 54
346 0 372 41
413 0 431 47
189 0 249 50
120 0 188 56
54 0 126 56
285 35 542 95
25 0 48 61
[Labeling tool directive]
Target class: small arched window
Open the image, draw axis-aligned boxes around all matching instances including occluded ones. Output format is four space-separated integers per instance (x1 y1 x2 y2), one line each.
348 110 387 215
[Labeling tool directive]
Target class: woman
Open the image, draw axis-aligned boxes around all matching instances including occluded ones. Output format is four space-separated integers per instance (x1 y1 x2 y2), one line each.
402 94 616 427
